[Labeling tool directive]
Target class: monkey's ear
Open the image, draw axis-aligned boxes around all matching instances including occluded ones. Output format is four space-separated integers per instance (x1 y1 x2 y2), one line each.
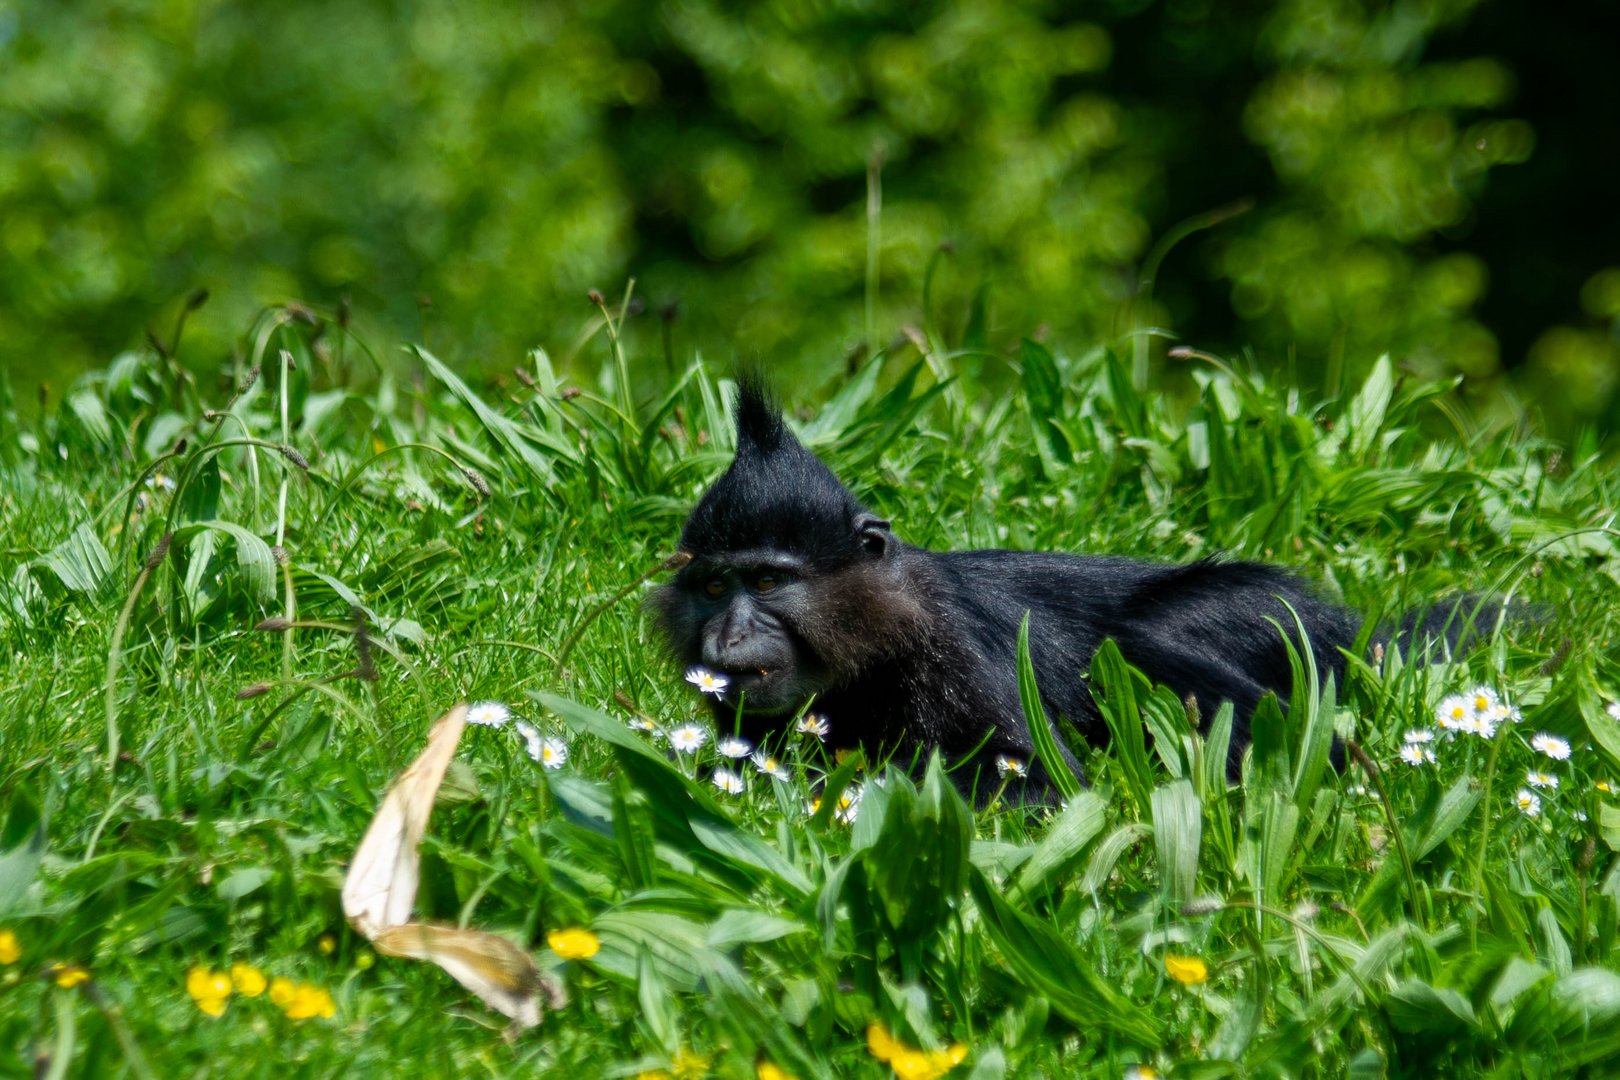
855 514 893 557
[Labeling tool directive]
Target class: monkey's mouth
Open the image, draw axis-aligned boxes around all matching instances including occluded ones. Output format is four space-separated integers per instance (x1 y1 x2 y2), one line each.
713 666 800 713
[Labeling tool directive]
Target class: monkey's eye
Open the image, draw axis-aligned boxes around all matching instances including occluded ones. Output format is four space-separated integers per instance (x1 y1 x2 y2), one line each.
703 579 727 598
753 574 780 592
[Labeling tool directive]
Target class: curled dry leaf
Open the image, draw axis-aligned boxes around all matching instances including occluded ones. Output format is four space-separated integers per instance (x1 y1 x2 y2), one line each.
342 703 564 1029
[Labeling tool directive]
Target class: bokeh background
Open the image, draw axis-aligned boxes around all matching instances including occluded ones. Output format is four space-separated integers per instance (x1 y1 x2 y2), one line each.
3 0 1617 428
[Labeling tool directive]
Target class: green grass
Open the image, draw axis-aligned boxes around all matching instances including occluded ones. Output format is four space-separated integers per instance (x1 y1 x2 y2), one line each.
2 303 1619 1078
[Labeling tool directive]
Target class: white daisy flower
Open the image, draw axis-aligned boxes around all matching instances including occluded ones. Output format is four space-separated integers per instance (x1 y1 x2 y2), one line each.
627 715 661 738
1464 712 1499 739
513 721 542 761
1436 694 1471 730
1467 686 1499 715
834 783 863 825
1490 701 1521 725
537 737 569 770
1526 770 1558 790
684 667 729 696
995 755 1028 778
796 713 830 741
1607 701 1620 722
1514 788 1542 817
1403 728 1436 744
716 736 753 759
668 723 708 753
751 751 790 781
467 701 511 728
1123 1067 1161 1080
1531 733 1571 761
711 768 745 795
1399 744 1431 767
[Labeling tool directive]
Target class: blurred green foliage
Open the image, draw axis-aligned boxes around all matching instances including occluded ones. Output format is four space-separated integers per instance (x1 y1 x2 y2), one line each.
3 0 1617 425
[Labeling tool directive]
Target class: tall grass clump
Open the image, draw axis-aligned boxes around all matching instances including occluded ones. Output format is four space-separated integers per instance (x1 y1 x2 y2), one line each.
0 301 1617 1077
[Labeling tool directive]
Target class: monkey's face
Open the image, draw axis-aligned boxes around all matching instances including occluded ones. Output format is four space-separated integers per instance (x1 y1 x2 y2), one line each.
654 379 919 722
654 550 832 716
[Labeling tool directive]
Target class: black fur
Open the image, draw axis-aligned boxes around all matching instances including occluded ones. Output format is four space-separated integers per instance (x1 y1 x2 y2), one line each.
652 380 1473 797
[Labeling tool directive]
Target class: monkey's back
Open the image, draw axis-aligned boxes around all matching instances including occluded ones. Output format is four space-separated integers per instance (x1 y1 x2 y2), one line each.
917 548 1358 752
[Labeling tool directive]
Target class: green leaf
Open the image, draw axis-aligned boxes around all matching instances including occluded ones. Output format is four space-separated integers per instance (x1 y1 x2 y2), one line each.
612 771 657 892
416 347 575 480
32 523 111 594
1385 979 1477 1034
799 357 884 444
1151 779 1201 905
178 454 221 524
1010 791 1107 900
1020 338 1071 465
0 805 45 918
811 747 866 833
171 520 277 602
1016 613 1081 800
705 909 805 949
1141 684 1192 779
1089 640 1155 812
216 866 272 901
1080 823 1152 895
968 866 1161 1045
67 386 113 446
1346 354 1394 458
636 944 679 1051
689 817 813 897
1240 788 1299 910
540 691 812 896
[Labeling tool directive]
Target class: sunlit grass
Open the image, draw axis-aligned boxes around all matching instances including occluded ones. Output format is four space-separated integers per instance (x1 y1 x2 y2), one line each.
0 307 1617 1076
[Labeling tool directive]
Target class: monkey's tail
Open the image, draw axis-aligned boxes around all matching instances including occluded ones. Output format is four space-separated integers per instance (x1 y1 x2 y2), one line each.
1388 594 1550 659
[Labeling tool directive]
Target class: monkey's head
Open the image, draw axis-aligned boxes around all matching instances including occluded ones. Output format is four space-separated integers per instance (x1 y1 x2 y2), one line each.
651 379 916 719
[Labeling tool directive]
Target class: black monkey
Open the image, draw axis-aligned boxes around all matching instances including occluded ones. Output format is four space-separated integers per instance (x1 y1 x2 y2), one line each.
651 380 1460 797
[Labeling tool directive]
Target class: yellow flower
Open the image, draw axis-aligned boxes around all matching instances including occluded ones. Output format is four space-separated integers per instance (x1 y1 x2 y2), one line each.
868 1022 902 1062
231 962 267 997
890 1050 943 1080
866 1024 966 1079
889 1046 967 1080
757 1062 797 1080
317 933 337 955
50 963 90 989
0 929 19 965
186 966 232 1016
281 982 336 1020
634 1072 672 1080
547 927 601 960
671 1048 709 1078
268 976 297 1008
1164 954 1209 985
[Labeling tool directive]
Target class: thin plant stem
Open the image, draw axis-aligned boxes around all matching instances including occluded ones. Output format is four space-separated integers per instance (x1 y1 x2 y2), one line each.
865 146 883 353
1347 740 1426 925
105 533 171 770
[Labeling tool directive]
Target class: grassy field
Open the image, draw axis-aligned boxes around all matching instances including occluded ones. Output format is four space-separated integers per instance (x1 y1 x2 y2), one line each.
2 303 1619 1078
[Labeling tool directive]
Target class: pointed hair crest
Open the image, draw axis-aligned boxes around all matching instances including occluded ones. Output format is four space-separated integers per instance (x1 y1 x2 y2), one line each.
679 376 869 569
734 374 786 453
